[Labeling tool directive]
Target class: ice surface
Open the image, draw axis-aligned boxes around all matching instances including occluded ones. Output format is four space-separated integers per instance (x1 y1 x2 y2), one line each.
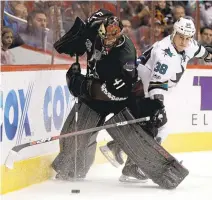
2 151 212 200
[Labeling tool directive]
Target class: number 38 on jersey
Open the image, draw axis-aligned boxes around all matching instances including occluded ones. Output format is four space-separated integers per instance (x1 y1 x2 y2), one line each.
154 62 168 75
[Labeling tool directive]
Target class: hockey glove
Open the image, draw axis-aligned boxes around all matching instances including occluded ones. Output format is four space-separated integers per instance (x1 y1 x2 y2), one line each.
141 120 159 138
204 46 212 63
54 17 87 56
142 98 165 136
66 63 92 98
150 96 167 129
68 62 81 75
152 106 167 128
141 98 167 138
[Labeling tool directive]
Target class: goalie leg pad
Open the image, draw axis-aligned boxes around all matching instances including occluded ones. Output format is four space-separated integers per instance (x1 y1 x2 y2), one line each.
105 108 189 189
52 100 103 179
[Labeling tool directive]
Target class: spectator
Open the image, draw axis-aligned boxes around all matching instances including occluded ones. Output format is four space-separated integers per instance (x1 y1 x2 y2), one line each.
78 2 91 18
122 19 141 56
93 2 117 15
172 4 186 22
120 1 150 29
12 2 28 20
1 27 15 65
172 1 193 17
62 2 88 33
4 1 28 32
27 9 47 30
47 5 64 37
199 27 212 46
155 0 172 25
200 1 212 28
70 3 87 22
165 4 191 36
197 26 212 65
153 20 164 40
62 6 76 33
33 1 63 11
3 1 26 48
138 20 164 53
122 19 132 36
19 9 48 49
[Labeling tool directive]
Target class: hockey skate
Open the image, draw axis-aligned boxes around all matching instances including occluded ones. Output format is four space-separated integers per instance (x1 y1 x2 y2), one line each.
119 157 148 183
119 137 160 183
99 140 125 168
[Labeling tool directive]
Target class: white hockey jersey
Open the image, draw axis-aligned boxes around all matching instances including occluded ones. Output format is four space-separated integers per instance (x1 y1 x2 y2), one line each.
137 35 206 98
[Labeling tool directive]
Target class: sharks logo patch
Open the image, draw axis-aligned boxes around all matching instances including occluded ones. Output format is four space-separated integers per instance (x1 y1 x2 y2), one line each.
162 47 175 58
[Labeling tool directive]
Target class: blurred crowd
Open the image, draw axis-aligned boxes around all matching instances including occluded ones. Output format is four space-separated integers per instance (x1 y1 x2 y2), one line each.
1 1 212 65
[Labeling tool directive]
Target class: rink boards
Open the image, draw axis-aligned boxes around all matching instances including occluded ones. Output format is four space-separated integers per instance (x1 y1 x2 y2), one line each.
1 64 212 194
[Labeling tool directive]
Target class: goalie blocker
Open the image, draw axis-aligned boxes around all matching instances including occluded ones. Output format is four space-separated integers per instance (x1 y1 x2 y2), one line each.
106 108 189 189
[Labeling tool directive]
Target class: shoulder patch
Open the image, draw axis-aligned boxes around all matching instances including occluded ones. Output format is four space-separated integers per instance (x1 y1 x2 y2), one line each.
123 61 135 71
162 47 175 57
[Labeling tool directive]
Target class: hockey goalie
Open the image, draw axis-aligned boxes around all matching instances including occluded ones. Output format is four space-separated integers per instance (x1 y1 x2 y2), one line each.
50 9 204 189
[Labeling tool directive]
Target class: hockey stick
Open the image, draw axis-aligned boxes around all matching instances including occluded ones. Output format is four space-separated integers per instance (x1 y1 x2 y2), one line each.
74 96 78 180
4 116 150 169
74 54 79 180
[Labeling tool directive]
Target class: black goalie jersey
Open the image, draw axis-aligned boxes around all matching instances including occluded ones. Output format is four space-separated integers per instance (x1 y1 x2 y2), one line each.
85 35 138 101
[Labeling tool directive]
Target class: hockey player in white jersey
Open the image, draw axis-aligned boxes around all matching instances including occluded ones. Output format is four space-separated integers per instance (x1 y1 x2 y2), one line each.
100 17 212 182
137 17 211 142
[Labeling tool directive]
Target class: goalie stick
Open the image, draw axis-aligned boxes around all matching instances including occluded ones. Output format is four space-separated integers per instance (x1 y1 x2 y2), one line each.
74 54 79 180
4 116 150 169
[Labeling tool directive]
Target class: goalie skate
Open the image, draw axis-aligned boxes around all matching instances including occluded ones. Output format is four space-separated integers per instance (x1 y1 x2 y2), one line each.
119 175 148 183
119 157 148 183
99 141 124 168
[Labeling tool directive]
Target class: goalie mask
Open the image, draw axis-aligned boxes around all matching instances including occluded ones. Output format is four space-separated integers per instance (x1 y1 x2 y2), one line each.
98 16 123 49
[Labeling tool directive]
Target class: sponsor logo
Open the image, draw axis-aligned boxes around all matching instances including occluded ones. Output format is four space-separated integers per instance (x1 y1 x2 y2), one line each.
192 76 212 126
193 76 212 111
0 85 71 142
43 85 71 132
0 82 34 143
123 61 135 71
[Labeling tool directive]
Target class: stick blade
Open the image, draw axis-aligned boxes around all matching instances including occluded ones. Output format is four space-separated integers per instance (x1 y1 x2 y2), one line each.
4 150 19 169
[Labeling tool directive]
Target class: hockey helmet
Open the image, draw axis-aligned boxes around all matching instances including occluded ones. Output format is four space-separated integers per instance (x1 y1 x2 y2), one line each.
173 17 196 38
98 16 123 48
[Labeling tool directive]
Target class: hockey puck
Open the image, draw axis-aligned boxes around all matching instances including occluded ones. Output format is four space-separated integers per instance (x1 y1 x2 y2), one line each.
71 189 80 194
